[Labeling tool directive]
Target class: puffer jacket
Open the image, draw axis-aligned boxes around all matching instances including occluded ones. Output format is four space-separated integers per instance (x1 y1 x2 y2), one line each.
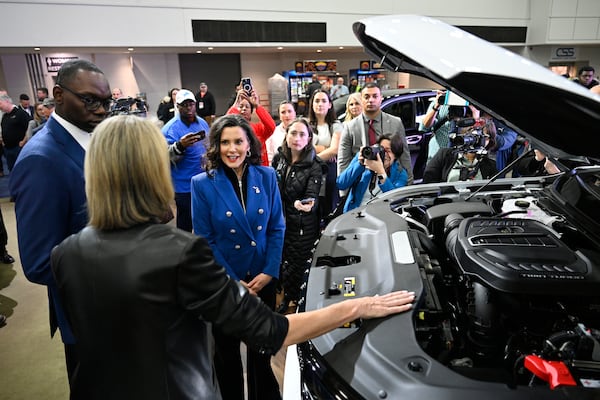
272 147 324 301
272 147 323 239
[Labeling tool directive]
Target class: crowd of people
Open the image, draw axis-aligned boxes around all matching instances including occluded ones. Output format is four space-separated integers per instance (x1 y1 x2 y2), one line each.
2 57 599 398
4 59 415 399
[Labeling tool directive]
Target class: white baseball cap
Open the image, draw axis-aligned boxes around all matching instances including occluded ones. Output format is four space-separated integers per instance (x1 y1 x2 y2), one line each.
176 89 196 105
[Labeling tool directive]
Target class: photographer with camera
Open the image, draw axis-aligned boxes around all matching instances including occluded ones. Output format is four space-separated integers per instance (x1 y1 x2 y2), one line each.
336 132 408 213
423 118 498 183
420 90 477 164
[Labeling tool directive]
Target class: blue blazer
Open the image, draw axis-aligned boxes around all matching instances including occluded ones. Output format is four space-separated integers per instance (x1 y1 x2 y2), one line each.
191 165 285 281
9 116 87 344
336 153 408 213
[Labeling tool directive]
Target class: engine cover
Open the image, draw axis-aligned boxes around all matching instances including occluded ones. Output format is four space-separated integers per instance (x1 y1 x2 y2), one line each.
449 217 598 295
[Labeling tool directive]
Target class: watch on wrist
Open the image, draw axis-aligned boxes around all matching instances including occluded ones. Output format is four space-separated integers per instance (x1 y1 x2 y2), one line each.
377 174 386 183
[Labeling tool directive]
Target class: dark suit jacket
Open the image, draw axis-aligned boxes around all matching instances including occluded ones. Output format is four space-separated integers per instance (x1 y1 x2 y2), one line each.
51 223 289 400
9 116 87 344
338 112 414 184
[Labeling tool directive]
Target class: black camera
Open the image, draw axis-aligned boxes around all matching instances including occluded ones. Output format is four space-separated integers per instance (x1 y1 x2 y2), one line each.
361 145 385 161
448 118 486 151
110 97 147 117
241 77 253 94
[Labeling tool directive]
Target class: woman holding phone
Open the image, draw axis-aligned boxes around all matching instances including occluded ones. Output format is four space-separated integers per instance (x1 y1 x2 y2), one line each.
272 118 324 313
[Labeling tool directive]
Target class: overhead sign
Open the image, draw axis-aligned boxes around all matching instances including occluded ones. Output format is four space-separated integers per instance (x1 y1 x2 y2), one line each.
550 47 577 61
304 60 337 72
45 56 78 73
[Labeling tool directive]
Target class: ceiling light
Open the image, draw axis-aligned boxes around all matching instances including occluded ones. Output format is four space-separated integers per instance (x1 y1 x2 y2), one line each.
338 46 344 50
208 47 214 50
196 50 202 53
127 48 134 51
277 46 283 50
316 49 322 53
34 47 41 51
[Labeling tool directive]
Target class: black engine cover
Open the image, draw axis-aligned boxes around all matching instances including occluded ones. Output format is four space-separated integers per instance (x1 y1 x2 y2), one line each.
449 217 599 295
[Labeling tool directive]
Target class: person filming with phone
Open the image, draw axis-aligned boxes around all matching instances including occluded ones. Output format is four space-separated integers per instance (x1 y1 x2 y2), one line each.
162 89 209 232
226 77 276 166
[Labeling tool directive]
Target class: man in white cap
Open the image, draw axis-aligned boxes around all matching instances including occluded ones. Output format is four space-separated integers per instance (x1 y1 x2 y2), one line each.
162 89 209 232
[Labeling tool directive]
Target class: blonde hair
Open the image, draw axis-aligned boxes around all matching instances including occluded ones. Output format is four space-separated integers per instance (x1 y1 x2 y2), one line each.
344 92 362 123
85 115 174 230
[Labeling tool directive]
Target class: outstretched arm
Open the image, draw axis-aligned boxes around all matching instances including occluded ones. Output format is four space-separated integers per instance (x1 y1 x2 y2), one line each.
283 290 414 347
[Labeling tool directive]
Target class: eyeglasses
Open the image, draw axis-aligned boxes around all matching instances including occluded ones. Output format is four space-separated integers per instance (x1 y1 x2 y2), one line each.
58 85 113 111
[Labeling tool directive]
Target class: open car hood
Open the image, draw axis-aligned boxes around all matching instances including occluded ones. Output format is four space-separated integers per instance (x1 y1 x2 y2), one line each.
353 15 600 160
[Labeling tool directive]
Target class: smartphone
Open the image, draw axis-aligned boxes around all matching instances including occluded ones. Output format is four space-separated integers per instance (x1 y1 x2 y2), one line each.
300 197 315 204
444 91 469 106
192 130 206 140
241 77 253 94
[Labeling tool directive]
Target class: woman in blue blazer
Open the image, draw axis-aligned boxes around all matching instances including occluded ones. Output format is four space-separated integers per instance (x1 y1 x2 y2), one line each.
337 133 409 213
191 114 285 400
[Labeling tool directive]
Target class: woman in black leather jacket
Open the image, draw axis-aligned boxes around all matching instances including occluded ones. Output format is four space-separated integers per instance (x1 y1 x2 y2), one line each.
272 118 324 313
50 115 415 400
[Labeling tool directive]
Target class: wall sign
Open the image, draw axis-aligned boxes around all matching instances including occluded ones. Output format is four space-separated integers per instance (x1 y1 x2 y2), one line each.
304 60 337 72
45 56 78 72
550 47 577 61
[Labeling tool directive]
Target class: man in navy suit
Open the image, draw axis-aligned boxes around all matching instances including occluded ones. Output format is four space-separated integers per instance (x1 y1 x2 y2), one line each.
9 59 111 381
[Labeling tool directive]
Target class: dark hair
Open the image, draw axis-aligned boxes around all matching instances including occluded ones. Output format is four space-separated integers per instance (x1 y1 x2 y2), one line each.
279 100 294 109
168 88 179 98
37 87 48 95
203 114 262 171
361 82 381 92
483 120 497 151
307 89 337 128
56 59 104 86
578 66 595 76
19 93 29 101
378 133 404 160
281 118 314 162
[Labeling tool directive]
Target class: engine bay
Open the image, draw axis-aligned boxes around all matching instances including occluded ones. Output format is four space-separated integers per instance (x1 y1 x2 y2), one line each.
304 172 600 396
396 184 600 389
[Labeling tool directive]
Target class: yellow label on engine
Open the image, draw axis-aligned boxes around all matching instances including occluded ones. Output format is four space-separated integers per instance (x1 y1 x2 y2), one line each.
343 277 356 297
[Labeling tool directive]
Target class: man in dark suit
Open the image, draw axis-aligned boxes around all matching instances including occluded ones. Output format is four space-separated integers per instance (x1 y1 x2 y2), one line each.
338 82 414 184
9 59 111 382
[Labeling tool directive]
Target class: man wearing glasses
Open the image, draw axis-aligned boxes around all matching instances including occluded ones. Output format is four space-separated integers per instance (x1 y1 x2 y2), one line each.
9 59 111 383
162 89 209 232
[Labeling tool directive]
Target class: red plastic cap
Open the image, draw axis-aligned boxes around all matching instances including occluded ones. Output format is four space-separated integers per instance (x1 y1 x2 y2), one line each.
524 355 577 389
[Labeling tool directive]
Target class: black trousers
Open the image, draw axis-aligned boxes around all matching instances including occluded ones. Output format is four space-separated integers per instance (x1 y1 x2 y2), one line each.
0 207 7 250
65 343 79 385
174 192 193 232
213 279 281 400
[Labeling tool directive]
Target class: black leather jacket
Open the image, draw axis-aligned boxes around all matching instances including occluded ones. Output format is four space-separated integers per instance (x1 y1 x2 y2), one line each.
51 223 289 400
